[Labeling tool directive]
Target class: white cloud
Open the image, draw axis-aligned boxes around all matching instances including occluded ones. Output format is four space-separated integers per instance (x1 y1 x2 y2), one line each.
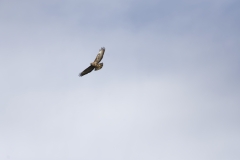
0 0 239 159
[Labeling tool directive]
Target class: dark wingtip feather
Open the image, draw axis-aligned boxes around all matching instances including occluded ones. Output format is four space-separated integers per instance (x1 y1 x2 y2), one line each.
79 65 95 77
79 72 85 77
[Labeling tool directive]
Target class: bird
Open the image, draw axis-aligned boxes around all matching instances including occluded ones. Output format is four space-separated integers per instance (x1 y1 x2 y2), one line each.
79 47 105 77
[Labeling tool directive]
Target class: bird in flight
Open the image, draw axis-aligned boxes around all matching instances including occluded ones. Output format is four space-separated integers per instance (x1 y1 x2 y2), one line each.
79 47 105 77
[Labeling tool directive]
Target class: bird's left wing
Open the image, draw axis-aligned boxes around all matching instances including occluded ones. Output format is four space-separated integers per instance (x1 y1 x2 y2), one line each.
94 47 105 63
79 65 95 77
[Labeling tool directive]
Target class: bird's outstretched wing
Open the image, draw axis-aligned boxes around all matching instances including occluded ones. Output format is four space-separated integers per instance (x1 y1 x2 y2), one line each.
94 47 105 63
79 65 95 77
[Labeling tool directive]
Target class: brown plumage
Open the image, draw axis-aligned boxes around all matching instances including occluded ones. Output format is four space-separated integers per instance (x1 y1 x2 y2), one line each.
79 47 105 77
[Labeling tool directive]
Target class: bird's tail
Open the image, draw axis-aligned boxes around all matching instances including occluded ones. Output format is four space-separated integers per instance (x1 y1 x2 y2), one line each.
95 63 103 71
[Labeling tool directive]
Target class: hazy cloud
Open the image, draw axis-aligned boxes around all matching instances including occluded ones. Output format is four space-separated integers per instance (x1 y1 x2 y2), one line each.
0 0 239 160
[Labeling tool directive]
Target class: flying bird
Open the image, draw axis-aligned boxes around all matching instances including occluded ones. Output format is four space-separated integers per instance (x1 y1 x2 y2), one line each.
79 47 105 77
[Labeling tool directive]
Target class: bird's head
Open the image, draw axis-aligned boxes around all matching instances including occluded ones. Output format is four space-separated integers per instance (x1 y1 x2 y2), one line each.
91 62 97 67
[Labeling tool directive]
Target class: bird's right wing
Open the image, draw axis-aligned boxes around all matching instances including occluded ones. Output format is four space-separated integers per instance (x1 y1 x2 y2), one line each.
79 65 95 77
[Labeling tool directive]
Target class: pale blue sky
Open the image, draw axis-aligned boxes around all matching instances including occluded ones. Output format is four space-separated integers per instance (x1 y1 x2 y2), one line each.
0 0 240 160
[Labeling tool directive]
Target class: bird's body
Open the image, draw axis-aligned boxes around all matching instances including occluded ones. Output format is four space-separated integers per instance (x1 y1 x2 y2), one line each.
79 47 105 77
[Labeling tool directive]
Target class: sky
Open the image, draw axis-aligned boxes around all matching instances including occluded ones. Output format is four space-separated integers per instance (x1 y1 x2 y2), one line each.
0 0 240 160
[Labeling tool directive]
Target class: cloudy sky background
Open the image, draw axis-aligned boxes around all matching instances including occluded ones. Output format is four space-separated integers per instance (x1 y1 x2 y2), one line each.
0 0 240 159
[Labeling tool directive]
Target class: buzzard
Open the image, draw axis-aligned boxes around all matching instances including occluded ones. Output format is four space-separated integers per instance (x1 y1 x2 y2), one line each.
79 47 105 77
